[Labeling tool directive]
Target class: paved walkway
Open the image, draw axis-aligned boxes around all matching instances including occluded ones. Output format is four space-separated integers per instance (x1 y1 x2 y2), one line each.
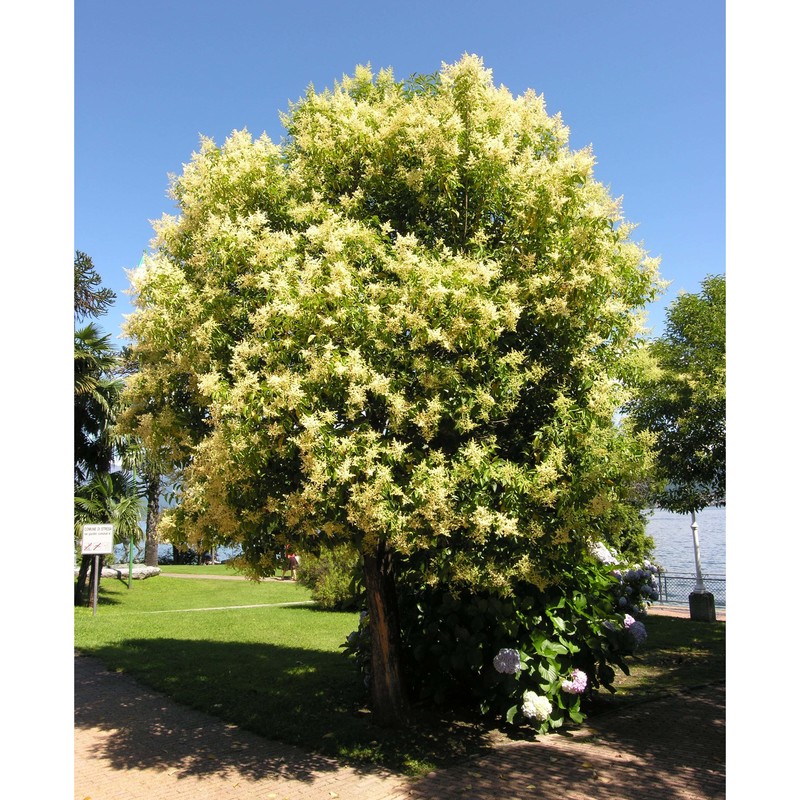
75 623 724 799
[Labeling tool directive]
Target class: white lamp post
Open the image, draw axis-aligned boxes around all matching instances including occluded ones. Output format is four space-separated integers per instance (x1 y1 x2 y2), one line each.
691 511 706 592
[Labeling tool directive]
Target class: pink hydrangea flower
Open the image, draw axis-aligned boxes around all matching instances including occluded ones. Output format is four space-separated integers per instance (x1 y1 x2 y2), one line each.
562 668 588 694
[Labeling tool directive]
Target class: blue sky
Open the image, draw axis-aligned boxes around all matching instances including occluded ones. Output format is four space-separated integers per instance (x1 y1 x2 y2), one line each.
74 0 725 344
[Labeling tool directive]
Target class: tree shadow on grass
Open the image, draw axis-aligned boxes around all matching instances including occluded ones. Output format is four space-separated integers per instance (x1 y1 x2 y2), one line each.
75 617 725 795
77 653 325 782
76 580 127 607
75 638 493 782
584 615 726 712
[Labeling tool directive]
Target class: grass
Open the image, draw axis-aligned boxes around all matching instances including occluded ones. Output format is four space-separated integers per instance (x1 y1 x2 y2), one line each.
592 614 726 704
75 573 725 774
158 563 242 575
157 563 287 577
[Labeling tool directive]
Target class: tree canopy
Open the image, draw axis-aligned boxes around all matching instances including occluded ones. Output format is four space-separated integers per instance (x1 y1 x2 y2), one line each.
124 55 662 722
625 274 726 513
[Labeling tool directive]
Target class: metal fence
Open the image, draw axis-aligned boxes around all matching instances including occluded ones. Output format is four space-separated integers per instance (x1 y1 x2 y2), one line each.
654 572 726 607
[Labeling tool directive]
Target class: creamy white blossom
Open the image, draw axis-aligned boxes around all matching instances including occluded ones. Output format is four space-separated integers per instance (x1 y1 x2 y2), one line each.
121 54 661 598
521 691 552 722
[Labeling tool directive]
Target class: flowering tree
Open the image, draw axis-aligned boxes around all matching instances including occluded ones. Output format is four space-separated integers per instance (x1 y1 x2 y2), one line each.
124 55 661 726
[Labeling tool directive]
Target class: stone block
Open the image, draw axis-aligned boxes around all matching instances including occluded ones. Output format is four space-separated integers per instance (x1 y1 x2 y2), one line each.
689 590 716 622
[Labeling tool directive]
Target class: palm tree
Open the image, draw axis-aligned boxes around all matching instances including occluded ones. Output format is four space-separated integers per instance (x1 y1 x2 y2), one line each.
74 472 143 606
75 323 124 483
115 439 170 568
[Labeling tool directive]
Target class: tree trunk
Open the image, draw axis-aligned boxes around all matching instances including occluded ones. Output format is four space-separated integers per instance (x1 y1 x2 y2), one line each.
144 473 161 567
362 541 410 727
74 555 92 606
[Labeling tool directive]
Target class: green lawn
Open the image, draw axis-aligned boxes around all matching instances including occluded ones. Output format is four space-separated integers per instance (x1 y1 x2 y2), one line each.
156 563 295 579
600 614 726 702
157 563 280 576
75 573 725 773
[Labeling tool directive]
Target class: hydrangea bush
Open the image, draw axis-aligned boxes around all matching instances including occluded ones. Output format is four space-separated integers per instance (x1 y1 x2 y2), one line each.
342 556 649 733
611 561 660 617
590 539 661 617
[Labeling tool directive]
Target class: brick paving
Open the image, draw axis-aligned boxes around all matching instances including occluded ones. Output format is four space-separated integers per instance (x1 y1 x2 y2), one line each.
75 643 724 800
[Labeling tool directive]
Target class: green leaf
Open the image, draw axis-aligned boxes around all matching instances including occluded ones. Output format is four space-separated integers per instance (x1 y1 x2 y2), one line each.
538 662 558 683
568 706 585 724
549 614 567 632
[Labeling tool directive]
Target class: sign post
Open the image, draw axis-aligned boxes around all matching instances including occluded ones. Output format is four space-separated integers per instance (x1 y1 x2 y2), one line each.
81 524 114 616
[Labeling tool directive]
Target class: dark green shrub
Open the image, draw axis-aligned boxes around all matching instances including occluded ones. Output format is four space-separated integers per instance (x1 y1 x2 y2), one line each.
297 544 363 610
343 557 645 732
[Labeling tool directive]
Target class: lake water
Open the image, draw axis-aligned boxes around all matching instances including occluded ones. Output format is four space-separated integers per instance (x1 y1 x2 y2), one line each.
645 506 726 576
117 507 726 579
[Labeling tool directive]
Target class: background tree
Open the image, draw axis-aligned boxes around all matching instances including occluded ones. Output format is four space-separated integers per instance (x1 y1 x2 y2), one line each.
74 472 143 605
74 251 142 603
124 56 661 724
114 345 180 568
75 250 121 482
625 274 726 513
111 435 170 568
116 344 208 566
75 250 116 320
74 324 123 483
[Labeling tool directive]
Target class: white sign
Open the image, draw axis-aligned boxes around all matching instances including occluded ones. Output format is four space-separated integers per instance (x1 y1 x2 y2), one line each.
82 524 114 555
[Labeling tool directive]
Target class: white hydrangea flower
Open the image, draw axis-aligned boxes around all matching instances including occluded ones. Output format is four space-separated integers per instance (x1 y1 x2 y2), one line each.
521 691 552 722
590 540 618 565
